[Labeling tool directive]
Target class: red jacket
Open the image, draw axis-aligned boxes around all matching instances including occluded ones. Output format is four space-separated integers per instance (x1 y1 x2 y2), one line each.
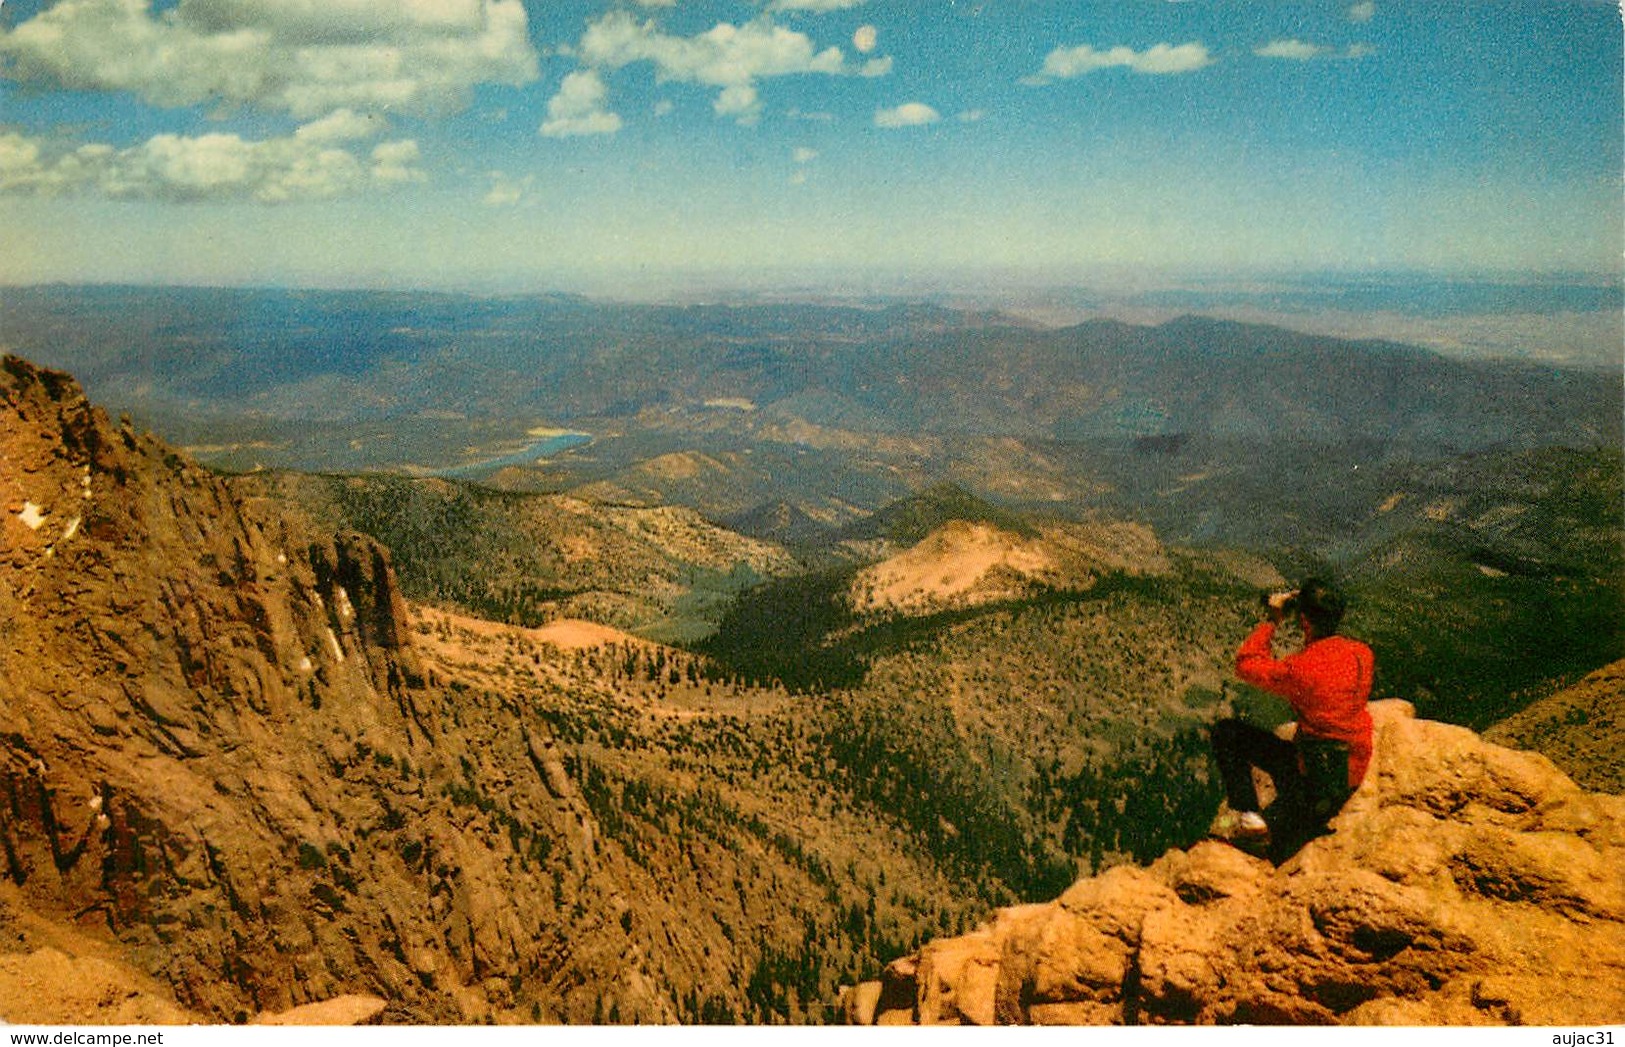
1235 622 1375 787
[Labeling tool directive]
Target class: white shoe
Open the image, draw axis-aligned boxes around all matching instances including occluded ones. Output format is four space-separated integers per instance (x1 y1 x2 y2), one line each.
1210 809 1269 841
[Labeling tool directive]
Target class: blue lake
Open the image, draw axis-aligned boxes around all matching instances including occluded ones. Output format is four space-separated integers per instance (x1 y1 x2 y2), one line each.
432 432 592 478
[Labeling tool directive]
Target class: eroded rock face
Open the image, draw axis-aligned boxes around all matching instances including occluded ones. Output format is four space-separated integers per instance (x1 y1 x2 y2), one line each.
0 357 432 1015
0 357 662 1023
849 700 1625 1026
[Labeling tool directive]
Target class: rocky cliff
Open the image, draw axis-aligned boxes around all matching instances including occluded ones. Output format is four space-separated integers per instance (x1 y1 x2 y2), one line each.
845 699 1624 1025
0 356 664 1023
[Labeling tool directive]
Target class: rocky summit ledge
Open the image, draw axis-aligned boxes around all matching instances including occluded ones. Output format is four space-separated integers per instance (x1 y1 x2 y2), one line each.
843 699 1625 1026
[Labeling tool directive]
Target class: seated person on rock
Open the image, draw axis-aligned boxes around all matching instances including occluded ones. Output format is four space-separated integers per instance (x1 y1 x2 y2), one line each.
1209 578 1374 862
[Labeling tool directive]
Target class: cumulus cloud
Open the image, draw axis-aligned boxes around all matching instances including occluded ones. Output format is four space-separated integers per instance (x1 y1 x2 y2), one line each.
769 0 865 10
576 10 847 124
483 170 532 206
852 25 877 54
859 56 892 78
1256 38 1374 62
1025 41 1211 82
369 140 424 184
1348 2 1377 23
0 121 424 203
0 0 539 119
874 102 939 128
295 108 388 143
789 145 817 185
540 69 623 137
1254 39 1329 60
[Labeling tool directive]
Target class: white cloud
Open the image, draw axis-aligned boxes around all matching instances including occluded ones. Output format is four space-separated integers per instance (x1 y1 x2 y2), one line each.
485 183 522 206
1255 39 1329 61
852 25 877 54
792 146 818 163
1026 41 1211 82
715 83 761 122
875 102 939 128
0 134 45 178
1255 38 1375 62
0 122 424 202
483 170 532 206
295 108 387 143
859 56 892 78
540 69 623 137
1348 2 1377 23
576 11 847 125
957 109 985 123
769 0 865 10
369 140 425 185
0 0 539 119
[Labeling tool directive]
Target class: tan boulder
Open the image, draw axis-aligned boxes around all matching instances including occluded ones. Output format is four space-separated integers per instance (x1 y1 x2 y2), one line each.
850 700 1625 1026
254 995 388 1026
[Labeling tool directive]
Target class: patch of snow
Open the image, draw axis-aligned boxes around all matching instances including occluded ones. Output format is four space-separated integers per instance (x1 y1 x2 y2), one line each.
335 586 356 620
299 656 314 673
61 516 80 542
19 502 47 530
325 628 345 663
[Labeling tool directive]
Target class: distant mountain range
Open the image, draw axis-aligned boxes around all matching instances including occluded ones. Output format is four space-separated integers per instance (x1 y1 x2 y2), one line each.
2 286 1616 474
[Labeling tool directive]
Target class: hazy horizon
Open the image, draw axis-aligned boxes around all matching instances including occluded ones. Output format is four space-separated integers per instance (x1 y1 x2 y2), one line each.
5 268 1619 369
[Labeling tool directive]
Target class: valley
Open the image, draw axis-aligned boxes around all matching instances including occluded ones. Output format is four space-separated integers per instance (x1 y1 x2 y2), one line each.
0 286 1621 1025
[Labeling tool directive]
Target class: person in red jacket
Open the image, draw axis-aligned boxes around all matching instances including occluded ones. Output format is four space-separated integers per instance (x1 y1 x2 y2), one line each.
1209 577 1374 862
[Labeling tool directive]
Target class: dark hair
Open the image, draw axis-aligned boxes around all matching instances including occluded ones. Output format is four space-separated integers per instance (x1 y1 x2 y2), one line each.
1296 577 1346 636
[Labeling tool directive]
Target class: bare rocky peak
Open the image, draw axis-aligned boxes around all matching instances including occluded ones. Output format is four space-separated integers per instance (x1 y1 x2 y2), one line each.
845 699 1625 1026
0 356 667 1023
849 518 1170 616
1 355 430 1016
4 355 884 1026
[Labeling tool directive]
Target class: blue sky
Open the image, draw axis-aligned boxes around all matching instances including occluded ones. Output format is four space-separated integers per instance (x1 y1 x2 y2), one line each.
0 0 1619 293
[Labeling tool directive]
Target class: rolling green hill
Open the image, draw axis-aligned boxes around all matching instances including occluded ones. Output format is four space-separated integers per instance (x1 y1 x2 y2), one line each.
232 470 798 642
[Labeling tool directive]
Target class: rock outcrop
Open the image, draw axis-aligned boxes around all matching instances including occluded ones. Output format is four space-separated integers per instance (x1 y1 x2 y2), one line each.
0 355 431 1017
0 356 664 1023
849 519 1171 616
846 700 1625 1026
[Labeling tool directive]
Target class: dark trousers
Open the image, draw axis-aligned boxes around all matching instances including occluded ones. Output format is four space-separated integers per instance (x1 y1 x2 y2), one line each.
1210 718 1353 863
